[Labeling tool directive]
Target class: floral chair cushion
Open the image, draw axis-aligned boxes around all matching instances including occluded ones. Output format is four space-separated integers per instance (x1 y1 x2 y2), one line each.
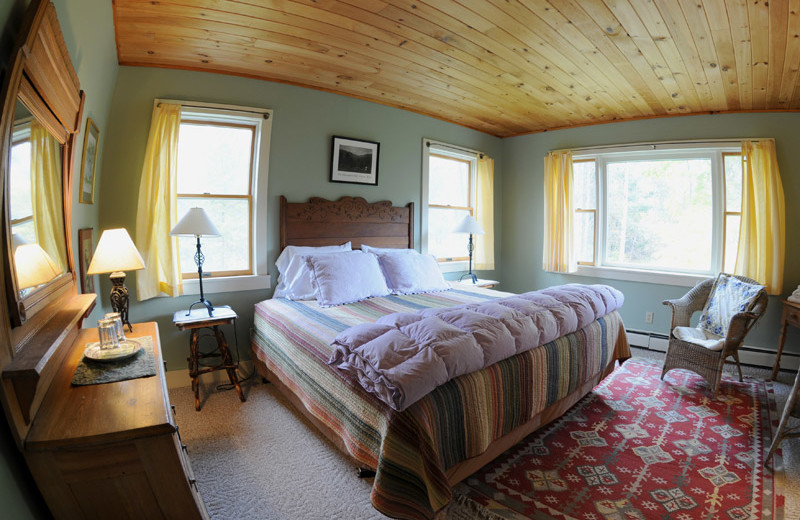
698 274 765 338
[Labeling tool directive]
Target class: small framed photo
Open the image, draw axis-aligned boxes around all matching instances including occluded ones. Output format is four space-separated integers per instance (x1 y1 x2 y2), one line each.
79 118 99 204
330 136 379 185
78 228 95 294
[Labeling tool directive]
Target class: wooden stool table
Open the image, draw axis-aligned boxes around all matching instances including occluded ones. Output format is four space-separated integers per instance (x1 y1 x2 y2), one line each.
771 299 800 379
173 306 246 411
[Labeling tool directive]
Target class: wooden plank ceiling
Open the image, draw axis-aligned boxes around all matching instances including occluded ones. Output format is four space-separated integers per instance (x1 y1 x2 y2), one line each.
113 0 800 137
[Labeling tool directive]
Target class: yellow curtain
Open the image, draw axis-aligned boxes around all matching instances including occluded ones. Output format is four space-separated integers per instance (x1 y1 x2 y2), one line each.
543 150 575 273
474 155 494 270
734 139 785 295
30 121 66 272
135 103 183 300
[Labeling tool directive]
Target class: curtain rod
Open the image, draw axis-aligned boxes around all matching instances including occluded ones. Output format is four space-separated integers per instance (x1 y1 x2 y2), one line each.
425 139 485 159
154 98 271 119
554 137 773 155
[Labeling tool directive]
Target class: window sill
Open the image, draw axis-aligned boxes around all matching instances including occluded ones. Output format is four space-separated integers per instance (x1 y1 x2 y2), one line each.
181 274 271 295
438 260 468 273
571 265 708 287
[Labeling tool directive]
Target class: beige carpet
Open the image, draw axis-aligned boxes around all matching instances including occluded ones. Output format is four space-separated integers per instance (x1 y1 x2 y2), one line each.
169 349 798 519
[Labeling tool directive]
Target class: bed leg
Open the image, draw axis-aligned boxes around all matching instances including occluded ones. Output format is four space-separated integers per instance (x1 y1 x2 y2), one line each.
356 467 375 479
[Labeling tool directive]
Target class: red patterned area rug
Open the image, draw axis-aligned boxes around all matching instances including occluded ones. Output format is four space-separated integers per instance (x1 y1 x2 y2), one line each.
453 359 784 520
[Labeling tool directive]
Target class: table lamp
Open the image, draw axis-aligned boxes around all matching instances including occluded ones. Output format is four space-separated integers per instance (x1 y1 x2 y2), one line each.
170 207 221 317
453 215 485 284
87 228 145 331
13 234 62 290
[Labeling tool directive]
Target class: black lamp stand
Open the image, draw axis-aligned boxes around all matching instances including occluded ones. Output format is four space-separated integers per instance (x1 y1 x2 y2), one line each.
458 233 478 284
186 235 214 317
109 271 133 332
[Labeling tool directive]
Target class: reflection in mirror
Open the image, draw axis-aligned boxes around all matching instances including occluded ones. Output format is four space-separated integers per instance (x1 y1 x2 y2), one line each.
9 99 67 296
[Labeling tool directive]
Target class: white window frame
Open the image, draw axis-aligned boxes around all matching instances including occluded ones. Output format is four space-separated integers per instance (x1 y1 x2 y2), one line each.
572 142 740 287
421 138 479 273
159 99 273 295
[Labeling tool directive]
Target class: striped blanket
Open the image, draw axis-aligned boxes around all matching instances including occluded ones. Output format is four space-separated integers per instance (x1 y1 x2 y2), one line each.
252 287 629 520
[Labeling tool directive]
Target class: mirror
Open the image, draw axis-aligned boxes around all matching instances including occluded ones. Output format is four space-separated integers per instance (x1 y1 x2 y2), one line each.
8 98 68 297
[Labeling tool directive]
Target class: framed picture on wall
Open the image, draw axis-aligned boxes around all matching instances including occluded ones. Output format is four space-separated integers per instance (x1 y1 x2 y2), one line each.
78 228 95 294
79 118 99 204
330 136 379 185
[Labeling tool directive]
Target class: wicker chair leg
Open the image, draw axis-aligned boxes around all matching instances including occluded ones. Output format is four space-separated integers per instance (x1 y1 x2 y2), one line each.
733 354 743 382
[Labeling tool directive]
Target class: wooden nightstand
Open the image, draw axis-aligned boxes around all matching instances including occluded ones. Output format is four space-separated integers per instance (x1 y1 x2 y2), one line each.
455 278 500 289
771 299 800 379
174 306 246 411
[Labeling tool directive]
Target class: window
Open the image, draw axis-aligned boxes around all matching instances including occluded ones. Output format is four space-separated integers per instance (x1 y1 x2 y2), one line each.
422 141 478 266
573 145 742 282
170 102 272 293
9 123 35 244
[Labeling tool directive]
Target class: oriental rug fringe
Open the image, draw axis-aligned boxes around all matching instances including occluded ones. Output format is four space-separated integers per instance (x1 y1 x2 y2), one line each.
452 359 784 520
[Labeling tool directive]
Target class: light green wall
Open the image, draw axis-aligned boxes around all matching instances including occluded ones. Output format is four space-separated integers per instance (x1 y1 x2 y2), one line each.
98 66 503 370
500 112 800 352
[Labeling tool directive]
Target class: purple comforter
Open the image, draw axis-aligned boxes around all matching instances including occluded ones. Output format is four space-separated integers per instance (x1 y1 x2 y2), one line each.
329 284 624 411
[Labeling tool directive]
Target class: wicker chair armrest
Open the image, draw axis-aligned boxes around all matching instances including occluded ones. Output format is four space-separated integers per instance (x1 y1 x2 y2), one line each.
662 280 713 329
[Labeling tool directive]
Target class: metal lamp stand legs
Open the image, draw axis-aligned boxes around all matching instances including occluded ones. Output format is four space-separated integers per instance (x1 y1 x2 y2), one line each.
186 236 214 317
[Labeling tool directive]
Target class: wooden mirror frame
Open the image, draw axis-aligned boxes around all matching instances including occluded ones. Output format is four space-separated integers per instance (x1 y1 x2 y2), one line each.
0 0 95 446
0 0 83 329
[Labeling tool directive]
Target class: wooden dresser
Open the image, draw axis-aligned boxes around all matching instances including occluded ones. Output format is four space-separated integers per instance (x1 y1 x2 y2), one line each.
23 322 208 519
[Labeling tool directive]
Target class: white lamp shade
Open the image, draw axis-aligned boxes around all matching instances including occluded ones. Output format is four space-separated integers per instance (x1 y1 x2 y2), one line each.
170 207 221 237
87 228 145 275
453 215 485 235
14 243 62 290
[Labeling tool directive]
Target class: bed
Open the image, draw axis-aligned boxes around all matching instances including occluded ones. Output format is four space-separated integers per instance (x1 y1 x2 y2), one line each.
251 196 630 520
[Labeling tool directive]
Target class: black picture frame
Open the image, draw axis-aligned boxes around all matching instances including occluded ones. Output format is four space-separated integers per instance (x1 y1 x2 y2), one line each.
330 136 380 185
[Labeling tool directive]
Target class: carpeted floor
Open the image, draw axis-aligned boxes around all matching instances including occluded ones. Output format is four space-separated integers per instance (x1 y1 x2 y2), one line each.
169 348 799 519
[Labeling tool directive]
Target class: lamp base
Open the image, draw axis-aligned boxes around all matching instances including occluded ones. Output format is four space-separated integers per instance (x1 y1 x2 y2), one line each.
458 272 479 284
109 271 133 332
187 298 214 317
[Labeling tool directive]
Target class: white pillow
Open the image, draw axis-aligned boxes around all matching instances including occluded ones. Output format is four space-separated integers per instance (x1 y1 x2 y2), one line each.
376 252 450 295
361 244 417 255
305 251 390 306
274 242 351 300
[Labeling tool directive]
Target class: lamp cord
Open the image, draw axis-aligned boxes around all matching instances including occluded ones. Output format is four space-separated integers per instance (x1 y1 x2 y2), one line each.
214 316 255 391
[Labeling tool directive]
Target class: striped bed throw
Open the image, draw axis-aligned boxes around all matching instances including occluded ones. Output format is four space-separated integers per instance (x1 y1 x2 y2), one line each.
252 287 629 520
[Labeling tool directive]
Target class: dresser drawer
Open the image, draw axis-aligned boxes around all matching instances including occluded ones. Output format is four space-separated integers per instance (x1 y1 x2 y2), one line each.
784 305 800 328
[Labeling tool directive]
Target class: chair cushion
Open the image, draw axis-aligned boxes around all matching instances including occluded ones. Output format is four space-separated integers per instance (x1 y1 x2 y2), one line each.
673 326 725 351
697 274 765 337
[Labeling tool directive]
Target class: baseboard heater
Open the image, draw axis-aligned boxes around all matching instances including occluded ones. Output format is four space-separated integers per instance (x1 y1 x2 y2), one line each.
626 328 798 373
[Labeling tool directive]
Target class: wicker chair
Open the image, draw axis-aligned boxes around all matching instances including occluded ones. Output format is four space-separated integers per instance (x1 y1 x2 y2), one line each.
661 275 768 398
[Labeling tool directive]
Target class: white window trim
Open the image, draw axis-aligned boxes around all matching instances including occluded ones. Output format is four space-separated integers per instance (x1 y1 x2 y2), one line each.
158 99 273 295
421 138 480 273
567 143 740 287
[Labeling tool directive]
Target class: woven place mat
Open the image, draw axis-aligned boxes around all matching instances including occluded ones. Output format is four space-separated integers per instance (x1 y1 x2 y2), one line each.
72 335 156 386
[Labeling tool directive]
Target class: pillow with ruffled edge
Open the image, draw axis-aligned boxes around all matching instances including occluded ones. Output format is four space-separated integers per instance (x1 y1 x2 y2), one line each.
697 273 765 338
273 242 351 300
306 251 390 307
376 252 450 295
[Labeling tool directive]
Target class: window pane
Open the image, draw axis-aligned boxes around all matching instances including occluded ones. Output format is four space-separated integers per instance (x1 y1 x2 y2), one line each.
724 214 741 273
177 123 253 195
573 160 596 210
724 154 743 213
177 198 250 275
428 207 471 260
11 221 36 245
10 141 32 221
429 155 470 207
575 211 595 264
605 159 713 272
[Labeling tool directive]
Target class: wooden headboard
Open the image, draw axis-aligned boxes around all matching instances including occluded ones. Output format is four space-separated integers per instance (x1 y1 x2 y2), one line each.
280 196 414 250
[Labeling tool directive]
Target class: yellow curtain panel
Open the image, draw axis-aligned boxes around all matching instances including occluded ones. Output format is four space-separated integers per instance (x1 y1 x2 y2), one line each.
735 139 785 295
135 103 183 300
474 155 494 270
542 150 575 273
30 121 67 272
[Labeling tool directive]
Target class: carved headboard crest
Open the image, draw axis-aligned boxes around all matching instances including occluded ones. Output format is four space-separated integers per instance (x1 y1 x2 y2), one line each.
300 196 404 222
